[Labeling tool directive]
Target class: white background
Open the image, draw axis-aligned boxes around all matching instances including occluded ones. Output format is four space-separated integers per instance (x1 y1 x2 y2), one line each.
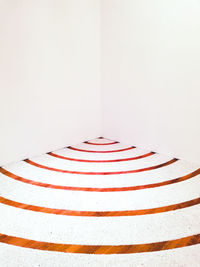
0 0 200 165
0 0 102 165
102 0 200 163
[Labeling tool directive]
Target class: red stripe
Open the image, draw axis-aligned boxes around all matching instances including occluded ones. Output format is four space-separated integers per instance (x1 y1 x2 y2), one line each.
24 158 178 175
84 141 118 145
48 151 155 163
1 167 199 192
0 233 200 254
1 196 200 217
68 146 135 153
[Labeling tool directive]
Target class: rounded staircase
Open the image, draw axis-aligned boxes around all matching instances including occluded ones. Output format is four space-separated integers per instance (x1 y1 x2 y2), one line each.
0 137 200 266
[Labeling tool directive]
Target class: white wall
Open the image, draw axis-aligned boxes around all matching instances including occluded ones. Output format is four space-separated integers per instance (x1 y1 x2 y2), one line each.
0 0 102 166
1 0 200 165
101 0 200 163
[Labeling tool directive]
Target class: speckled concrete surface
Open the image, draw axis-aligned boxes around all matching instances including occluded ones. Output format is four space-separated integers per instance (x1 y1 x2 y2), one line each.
0 138 200 266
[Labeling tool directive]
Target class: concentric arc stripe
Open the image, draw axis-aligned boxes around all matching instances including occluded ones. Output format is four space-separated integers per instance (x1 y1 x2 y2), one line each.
48 151 155 163
84 141 118 145
67 146 135 153
24 158 178 175
1 196 200 217
0 167 199 192
0 233 200 254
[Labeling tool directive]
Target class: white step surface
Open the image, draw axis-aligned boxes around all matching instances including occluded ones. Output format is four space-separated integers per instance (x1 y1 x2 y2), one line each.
0 137 200 266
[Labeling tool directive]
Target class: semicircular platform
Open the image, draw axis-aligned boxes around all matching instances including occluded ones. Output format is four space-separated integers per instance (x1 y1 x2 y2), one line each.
0 137 200 267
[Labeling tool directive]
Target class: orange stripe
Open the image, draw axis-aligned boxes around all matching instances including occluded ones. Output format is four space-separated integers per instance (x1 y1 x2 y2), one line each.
48 151 155 163
0 167 199 192
84 141 118 145
24 158 178 175
68 146 135 153
0 233 200 254
1 196 200 217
